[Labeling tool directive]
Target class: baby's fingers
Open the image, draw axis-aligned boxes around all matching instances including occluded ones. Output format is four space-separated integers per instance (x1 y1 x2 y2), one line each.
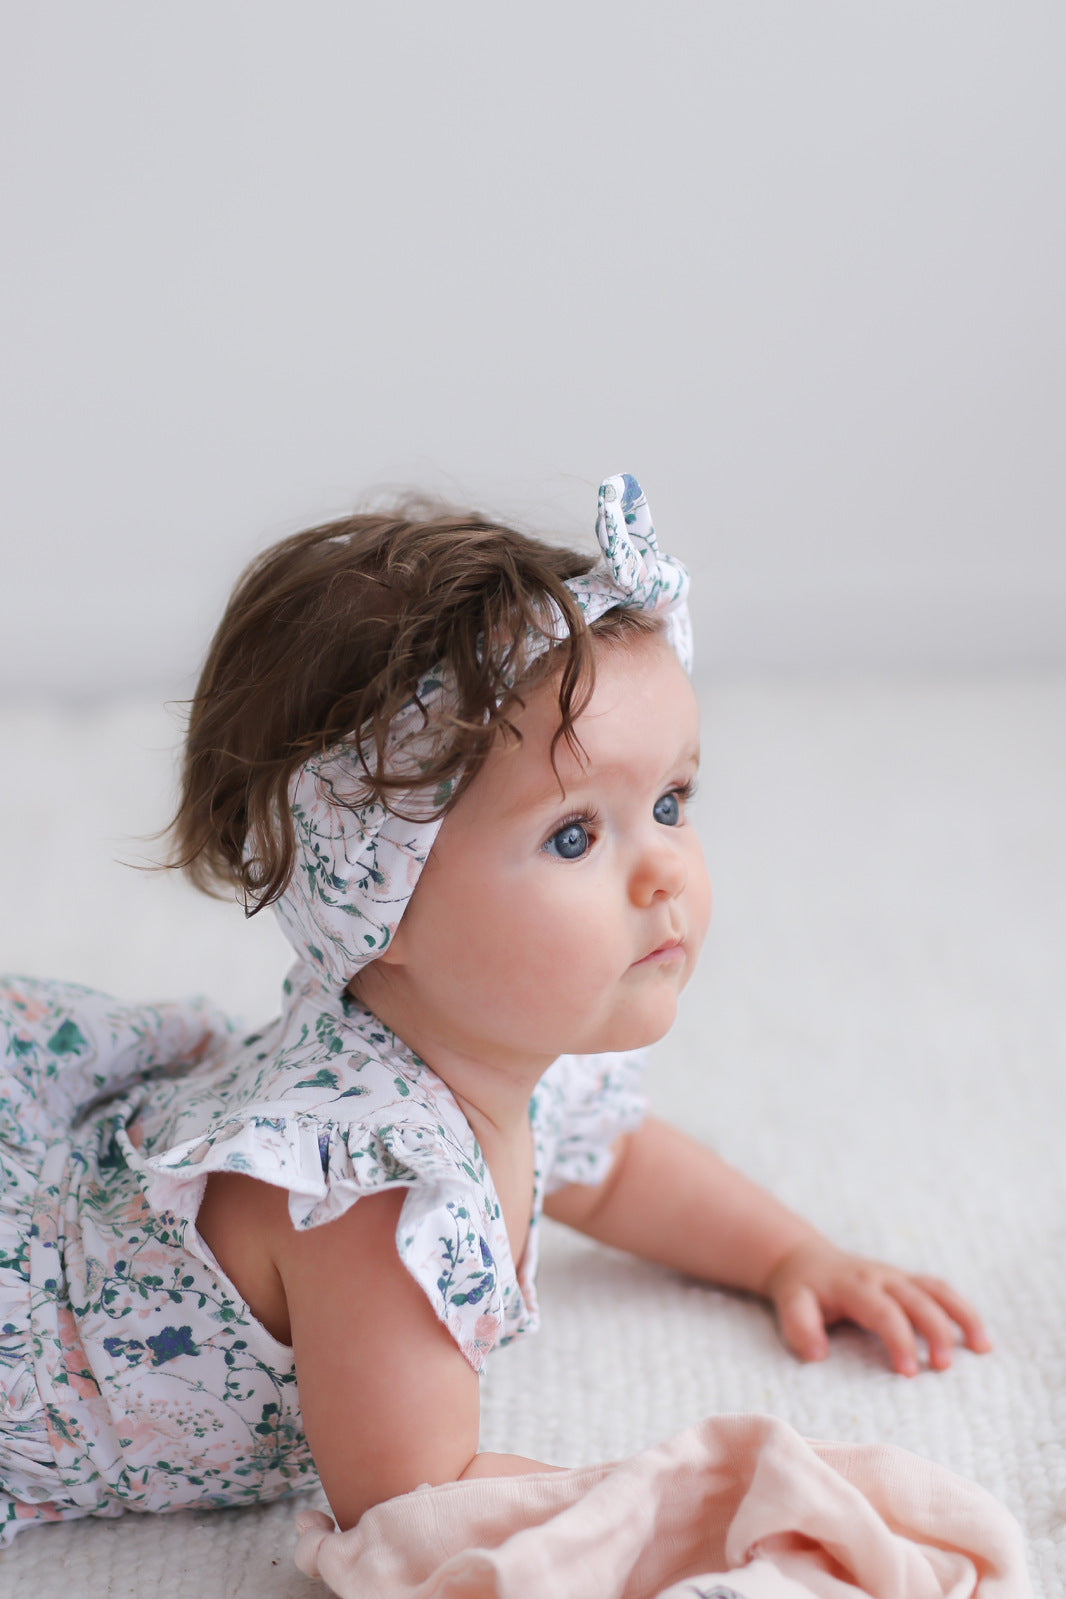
774 1283 829 1363
844 1287 922 1376
911 1275 993 1354
887 1280 963 1371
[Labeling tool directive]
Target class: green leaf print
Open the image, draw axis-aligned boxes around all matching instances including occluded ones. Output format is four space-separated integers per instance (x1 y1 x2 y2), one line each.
46 1018 88 1055
295 1067 340 1090
314 1014 344 1056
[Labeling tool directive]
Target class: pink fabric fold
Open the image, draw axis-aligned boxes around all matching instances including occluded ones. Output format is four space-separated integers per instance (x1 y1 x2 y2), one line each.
293 1415 1031 1599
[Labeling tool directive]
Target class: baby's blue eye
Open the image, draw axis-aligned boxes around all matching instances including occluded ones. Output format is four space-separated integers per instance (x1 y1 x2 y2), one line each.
653 792 681 827
543 822 590 860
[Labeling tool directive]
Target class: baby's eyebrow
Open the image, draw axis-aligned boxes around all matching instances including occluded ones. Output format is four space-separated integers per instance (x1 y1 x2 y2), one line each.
507 744 702 819
502 778 575 819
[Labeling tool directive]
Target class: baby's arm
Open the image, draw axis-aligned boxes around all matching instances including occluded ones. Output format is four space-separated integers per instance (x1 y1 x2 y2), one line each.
273 1188 558 1529
544 1115 991 1376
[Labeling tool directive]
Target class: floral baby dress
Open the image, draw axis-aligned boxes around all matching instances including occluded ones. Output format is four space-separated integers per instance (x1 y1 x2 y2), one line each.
0 963 645 1544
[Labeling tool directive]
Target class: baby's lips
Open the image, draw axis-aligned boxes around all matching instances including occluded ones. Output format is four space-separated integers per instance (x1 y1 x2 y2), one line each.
633 935 685 965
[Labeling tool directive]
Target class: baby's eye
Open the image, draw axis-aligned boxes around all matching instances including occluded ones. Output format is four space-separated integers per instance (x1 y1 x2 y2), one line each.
543 821 591 860
653 791 682 827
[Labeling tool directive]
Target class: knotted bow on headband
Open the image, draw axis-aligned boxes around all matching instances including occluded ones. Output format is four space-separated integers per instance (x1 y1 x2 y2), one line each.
273 473 691 988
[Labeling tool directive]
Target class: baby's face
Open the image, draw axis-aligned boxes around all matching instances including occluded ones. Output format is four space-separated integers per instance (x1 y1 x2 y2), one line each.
376 630 711 1066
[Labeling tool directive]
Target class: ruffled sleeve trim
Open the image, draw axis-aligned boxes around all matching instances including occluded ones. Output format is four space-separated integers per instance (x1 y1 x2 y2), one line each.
126 974 531 1373
124 1117 515 1374
534 1049 648 1195
122 971 644 1374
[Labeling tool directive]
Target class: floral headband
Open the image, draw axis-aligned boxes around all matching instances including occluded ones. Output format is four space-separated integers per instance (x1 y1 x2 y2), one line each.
273 473 692 988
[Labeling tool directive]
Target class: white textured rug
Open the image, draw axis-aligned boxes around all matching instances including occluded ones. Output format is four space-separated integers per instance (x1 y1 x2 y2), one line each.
0 675 1063 1597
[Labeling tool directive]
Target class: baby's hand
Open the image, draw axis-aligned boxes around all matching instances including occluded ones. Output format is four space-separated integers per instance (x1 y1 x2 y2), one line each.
761 1239 993 1376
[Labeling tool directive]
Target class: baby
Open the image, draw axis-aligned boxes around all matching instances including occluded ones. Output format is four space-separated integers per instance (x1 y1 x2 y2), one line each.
0 474 989 1543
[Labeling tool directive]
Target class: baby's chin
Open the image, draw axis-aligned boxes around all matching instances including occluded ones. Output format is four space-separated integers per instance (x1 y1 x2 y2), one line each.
577 998 682 1057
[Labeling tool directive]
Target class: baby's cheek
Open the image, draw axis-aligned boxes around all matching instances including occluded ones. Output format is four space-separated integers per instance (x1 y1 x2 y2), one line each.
689 840 713 929
515 924 616 1019
525 925 613 993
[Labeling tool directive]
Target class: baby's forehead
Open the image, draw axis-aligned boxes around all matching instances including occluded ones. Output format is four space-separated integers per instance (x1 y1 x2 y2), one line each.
485 665 700 817
489 719 700 818
504 740 701 813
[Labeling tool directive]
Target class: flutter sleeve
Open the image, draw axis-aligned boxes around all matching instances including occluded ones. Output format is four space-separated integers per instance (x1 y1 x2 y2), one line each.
126 985 533 1373
534 1049 649 1195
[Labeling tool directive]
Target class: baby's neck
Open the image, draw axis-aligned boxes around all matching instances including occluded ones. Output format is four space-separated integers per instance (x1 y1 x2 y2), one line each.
351 970 553 1141
349 968 545 1273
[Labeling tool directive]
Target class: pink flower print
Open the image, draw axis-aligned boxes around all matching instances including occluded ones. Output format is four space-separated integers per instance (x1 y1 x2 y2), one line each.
123 1406 188 1460
3 988 48 1024
15 1499 64 1524
98 1181 152 1230
55 1306 103 1401
474 1313 500 1346
121 1394 230 1472
459 1313 502 1368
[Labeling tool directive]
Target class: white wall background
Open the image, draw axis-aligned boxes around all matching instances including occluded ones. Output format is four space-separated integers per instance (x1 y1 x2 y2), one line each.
2 2 1063 699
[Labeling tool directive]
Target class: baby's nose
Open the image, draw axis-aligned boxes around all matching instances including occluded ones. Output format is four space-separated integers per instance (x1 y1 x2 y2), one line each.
629 838 687 906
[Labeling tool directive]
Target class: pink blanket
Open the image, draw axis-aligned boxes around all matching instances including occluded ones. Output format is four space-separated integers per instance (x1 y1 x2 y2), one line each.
293 1414 1031 1598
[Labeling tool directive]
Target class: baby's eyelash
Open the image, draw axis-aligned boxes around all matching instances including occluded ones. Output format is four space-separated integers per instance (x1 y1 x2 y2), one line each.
670 777 698 804
547 806 601 840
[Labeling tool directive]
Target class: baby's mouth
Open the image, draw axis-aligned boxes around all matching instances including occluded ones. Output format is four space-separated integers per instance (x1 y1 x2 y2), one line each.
633 936 685 967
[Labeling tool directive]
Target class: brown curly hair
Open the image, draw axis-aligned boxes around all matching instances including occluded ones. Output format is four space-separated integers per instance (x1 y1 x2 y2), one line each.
166 502 659 914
